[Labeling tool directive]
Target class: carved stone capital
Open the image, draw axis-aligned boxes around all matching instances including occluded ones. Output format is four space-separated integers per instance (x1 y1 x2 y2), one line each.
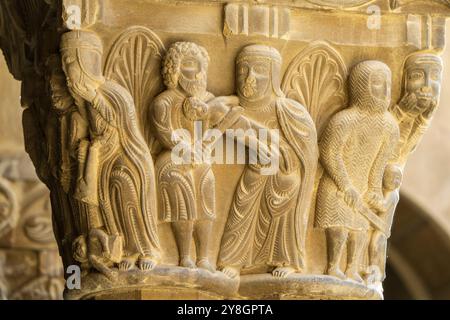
0 0 448 300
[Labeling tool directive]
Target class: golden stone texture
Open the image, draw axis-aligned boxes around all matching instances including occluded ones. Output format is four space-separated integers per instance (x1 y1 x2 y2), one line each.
0 0 449 300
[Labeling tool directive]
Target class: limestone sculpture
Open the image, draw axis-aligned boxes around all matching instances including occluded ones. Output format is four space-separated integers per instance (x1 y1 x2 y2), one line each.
152 41 239 272
218 45 318 279
315 61 400 283
390 52 444 165
60 30 160 272
0 0 447 300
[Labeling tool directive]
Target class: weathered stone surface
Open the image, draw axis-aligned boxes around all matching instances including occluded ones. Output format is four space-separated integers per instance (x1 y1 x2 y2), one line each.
0 0 448 300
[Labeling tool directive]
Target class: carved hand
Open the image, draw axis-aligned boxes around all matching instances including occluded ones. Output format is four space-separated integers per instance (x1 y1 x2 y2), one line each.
73 82 97 103
398 92 419 115
183 97 208 121
208 95 240 109
421 99 438 120
207 96 239 126
343 186 362 209
365 191 386 214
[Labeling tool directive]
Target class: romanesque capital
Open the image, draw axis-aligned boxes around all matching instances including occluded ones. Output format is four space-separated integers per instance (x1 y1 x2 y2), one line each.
0 0 448 300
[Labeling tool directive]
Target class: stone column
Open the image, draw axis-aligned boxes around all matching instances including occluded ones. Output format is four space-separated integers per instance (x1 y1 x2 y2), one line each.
0 54 64 300
0 0 448 300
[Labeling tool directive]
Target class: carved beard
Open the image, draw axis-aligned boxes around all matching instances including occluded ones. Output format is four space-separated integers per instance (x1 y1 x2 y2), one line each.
241 76 257 98
414 90 437 111
179 72 207 97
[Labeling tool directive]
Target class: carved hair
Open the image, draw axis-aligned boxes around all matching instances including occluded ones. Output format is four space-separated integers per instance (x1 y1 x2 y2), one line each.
162 42 209 89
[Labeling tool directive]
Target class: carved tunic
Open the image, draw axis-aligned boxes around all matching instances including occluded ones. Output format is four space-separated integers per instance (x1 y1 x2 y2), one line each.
153 89 216 222
218 98 318 271
84 80 160 259
390 105 429 164
315 108 399 232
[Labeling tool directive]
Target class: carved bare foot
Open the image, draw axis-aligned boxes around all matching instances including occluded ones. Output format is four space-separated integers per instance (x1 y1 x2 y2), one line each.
272 266 295 278
119 257 135 271
221 266 240 279
346 269 364 283
327 266 346 280
138 256 157 271
197 258 215 272
180 256 196 269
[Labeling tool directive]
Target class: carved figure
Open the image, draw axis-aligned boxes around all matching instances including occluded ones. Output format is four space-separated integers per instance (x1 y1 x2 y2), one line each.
73 229 123 281
218 45 318 279
0 252 7 300
152 42 240 272
282 41 348 136
367 164 402 283
315 60 399 283
390 52 443 164
60 30 160 271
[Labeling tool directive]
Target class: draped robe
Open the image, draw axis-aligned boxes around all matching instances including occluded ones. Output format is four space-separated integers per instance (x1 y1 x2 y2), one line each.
218 97 318 271
83 80 160 259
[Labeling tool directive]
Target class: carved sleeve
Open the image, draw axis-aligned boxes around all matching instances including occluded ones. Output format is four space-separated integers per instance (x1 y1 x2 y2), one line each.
401 116 430 158
91 94 117 127
152 96 177 149
319 113 353 192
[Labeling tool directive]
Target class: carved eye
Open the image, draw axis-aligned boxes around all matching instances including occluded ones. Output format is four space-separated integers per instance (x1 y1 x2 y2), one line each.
409 70 424 81
253 64 269 74
430 69 441 81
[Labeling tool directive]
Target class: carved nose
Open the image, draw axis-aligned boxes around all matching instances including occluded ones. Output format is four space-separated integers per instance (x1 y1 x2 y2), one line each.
246 72 256 84
421 86 432 94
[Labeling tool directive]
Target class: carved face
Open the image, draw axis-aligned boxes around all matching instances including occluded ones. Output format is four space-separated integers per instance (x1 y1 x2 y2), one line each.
369 69 391 110
237 57 271 102
405 60 442 111
178 55 207 97
61 49 102 102
383 166 402 191
72 235 88 263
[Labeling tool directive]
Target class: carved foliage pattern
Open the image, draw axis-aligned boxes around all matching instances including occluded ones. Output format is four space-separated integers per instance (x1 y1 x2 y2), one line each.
282 42 348 136
104 26 166 155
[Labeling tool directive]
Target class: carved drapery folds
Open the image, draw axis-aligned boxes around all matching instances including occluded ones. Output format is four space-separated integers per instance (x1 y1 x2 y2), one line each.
0 154 64 300
0 0 448 300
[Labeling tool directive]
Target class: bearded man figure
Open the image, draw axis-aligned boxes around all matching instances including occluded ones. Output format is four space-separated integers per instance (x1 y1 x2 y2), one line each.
315 61 400 283
218 45 318 279
152 42 239 271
